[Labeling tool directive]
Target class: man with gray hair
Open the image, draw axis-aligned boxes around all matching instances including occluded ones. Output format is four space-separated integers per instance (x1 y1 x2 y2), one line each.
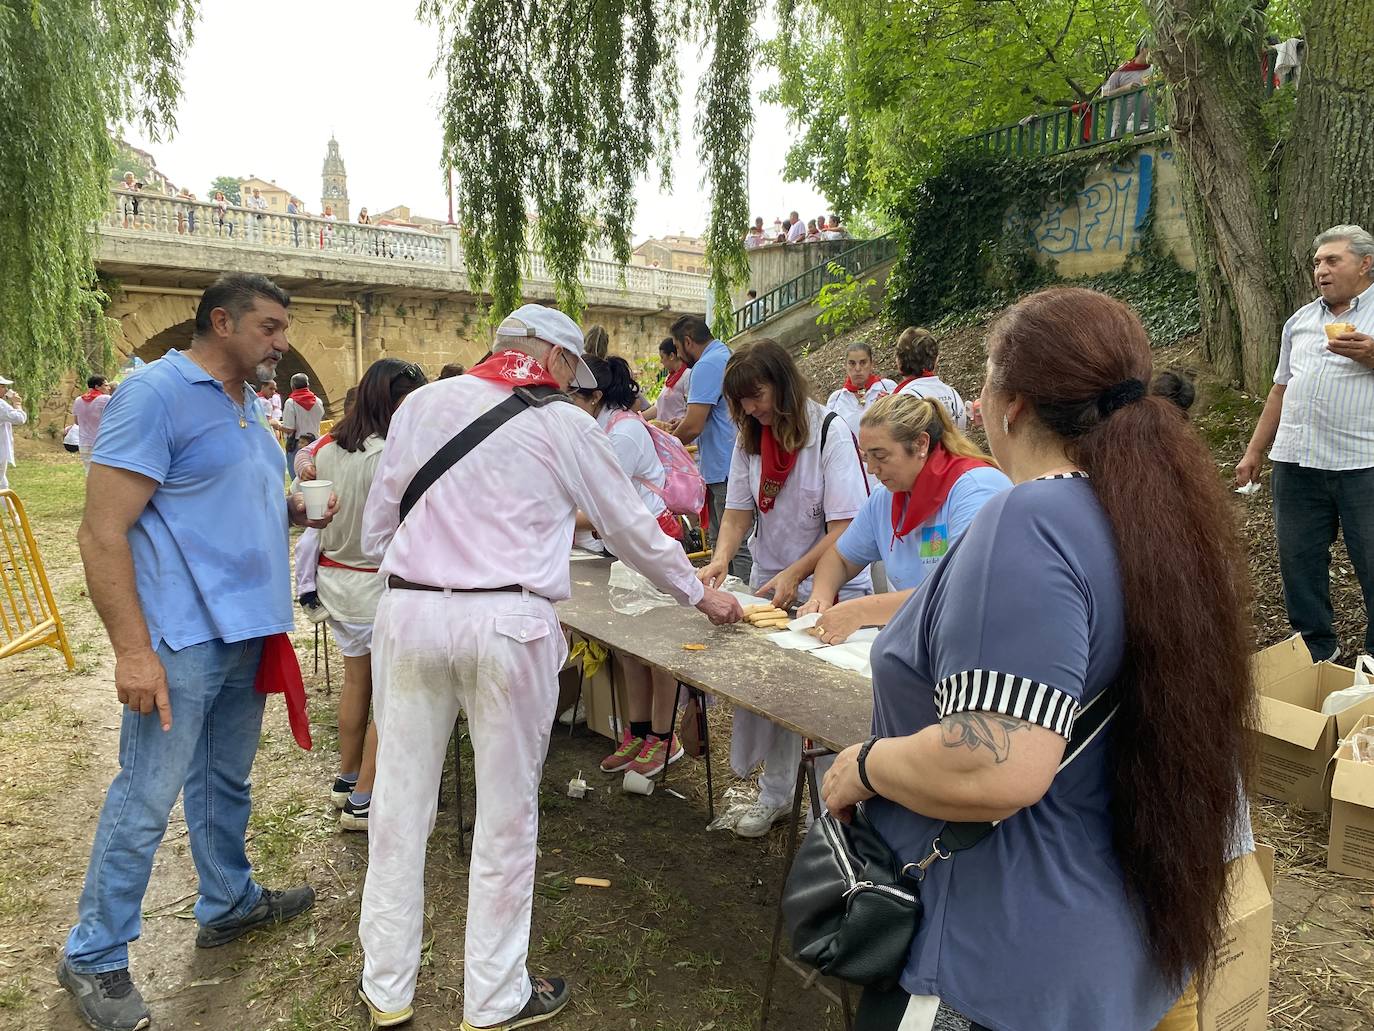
355 304 742 1030
281 371 323 467
1238 224 1374 660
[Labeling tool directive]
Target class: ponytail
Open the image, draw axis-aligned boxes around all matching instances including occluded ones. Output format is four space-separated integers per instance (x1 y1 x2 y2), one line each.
988 287 1255 992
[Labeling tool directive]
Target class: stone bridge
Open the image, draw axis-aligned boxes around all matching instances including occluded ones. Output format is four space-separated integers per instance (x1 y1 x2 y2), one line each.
92 190 709 416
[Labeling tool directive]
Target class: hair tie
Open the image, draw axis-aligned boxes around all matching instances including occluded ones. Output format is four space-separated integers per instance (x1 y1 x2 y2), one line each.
1098 379 1146 416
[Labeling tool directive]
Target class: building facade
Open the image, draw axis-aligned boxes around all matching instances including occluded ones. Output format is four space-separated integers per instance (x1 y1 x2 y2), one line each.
321 137 350 221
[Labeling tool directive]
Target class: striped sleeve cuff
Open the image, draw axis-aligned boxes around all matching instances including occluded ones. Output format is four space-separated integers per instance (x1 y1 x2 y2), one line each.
934 670 1082 740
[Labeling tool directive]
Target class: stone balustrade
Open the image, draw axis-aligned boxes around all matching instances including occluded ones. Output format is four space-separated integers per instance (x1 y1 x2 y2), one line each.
103 190 709 309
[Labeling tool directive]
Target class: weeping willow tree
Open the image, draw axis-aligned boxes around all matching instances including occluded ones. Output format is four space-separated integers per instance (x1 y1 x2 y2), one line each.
0 1 194 404
422 0 758 327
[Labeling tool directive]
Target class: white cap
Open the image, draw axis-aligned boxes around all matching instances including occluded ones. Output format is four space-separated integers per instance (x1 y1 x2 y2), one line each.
0 377 13 386
494 304 597 390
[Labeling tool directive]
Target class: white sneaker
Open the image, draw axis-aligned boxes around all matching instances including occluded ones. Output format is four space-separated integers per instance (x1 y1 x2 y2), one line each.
557 699 586 726
735 801 791 838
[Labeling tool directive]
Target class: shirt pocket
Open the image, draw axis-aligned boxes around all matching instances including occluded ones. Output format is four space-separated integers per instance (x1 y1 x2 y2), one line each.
493 612 552 645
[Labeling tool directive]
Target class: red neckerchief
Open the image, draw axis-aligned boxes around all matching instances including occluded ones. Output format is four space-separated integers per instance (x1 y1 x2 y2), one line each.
843 374 881 396
254 634 311 749
758 425 798 514
1117 60 1151 72
665 366 687 390
891 444 991 545
893 371 937 392
80 389 103 403
466 349 561 390
289 387 319 411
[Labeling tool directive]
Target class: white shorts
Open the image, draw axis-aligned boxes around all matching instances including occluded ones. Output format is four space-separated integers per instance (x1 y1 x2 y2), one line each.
328 619 374 658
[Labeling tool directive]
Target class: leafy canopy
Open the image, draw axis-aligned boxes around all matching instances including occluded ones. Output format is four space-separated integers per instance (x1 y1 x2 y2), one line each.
769 0 1149 215
421 0 757 328
0 0 195 403
209 175 242 204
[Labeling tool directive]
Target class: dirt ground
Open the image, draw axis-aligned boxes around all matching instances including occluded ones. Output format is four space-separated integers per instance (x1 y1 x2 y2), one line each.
3 308 1373 1030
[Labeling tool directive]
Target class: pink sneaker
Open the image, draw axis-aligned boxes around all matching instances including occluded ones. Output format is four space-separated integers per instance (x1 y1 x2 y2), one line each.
627 734 685 778
600 730 645 773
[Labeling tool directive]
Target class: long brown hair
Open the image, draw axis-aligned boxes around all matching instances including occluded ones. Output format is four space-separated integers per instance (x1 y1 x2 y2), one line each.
722 338 812 455
986 287 1254 991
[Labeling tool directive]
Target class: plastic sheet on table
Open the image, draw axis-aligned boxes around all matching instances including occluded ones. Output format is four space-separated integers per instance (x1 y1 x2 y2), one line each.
811 641 874 677
608 560 676 615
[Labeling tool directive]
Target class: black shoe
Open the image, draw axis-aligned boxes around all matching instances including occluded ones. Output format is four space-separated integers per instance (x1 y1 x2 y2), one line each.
340 795 370 832
56 956 151 1031
331 776 355 809
461 975 570 1029
195 884 316 948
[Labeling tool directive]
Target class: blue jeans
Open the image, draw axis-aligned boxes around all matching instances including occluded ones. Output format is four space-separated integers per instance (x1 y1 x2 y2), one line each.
1272 461 1374 660
65 637 267 972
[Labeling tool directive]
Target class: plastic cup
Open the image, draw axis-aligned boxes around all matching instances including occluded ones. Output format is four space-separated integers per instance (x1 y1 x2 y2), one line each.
300 479 333 520
622 770 656 796
1325 322 1356 341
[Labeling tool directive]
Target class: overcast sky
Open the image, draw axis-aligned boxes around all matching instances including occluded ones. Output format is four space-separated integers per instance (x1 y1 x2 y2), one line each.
121 0 829 243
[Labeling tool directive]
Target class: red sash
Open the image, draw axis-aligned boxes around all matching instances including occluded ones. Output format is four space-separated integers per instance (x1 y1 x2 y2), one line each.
665 366 686 390
254 634 311 750
891 445 991 545
288 388 319 411
466 349 561 390
843 374 881 395
758 426 798 514
893 371 936 393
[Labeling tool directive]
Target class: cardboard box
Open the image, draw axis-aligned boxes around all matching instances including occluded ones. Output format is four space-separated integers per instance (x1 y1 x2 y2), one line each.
1254 639 1369 811
565 636 626 741
1328 714 1374 879
1198 844 1275 1031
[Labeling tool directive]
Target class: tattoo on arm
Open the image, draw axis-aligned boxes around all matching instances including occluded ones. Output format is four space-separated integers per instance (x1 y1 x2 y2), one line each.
940 712 1028 764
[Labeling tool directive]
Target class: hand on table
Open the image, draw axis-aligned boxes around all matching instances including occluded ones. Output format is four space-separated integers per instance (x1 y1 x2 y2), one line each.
696 586 743 625
795 596 831 619
1328 330 1374 369
116 647 172 731
288 491 339 528
697 558 729 589
821 741 875 824
758 565 804 611
813 600 868 645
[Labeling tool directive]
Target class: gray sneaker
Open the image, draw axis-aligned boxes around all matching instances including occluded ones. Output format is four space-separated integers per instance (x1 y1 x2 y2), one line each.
56 956 151 1031
195 884 316 948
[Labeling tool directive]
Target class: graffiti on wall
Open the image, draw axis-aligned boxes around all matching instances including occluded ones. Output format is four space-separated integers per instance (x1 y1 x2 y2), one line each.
1015 151 1174 257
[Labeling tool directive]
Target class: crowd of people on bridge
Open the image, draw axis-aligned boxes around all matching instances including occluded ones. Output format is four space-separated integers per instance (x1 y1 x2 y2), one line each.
745 210 851 248
49 220 1374 1031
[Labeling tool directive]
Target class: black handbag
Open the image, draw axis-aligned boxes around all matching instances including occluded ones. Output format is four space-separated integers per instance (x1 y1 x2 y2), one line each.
782 686 1119 989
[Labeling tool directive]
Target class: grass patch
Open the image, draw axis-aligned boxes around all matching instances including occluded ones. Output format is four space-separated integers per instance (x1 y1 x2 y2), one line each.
0 976 29 1009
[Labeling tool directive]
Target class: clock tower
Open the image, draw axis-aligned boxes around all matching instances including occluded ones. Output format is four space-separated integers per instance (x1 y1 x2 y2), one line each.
321 136 350 221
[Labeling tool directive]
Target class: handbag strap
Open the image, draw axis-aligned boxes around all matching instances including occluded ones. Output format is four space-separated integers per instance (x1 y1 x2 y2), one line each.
920 681 1123 861
398 385 565 524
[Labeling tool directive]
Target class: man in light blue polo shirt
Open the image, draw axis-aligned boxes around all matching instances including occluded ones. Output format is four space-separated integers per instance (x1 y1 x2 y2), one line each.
59 275 338 1031
671 313 751 580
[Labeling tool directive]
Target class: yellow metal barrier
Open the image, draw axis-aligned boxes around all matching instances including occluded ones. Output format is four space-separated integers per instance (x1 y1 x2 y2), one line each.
319 419 335 436
0 491 75 669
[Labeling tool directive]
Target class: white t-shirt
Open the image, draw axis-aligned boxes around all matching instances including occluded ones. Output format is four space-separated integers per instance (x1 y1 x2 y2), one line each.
897 375 968 430
825 378 896 440
315 435 386 623
726 400 872 593
786 220 806 243
282 396 324 440
655 369 691 424
599 408 667 518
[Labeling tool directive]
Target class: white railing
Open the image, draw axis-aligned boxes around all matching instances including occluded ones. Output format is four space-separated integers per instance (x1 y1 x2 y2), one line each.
102 189 709 306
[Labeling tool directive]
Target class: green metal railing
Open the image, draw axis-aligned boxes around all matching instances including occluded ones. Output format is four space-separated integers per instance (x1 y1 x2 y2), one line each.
731 234 899 337
961 70 1279 159
962 84 1164 158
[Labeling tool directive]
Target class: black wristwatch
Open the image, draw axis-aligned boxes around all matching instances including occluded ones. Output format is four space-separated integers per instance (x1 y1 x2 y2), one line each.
857 735 880 794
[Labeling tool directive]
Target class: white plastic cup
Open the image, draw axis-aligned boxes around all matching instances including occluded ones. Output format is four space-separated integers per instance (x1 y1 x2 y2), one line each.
300 479 333 520
622 770 655 796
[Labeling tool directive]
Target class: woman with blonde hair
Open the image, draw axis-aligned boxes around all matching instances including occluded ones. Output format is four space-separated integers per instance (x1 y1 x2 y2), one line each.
799 393 1010 643
697 338 872 837
893 326 967 429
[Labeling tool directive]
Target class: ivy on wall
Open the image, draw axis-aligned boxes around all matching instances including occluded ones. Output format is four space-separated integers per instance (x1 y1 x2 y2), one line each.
884 142 1198 348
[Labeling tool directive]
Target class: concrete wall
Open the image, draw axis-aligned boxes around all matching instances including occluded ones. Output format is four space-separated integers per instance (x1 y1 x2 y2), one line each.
733 240 861 310
1015 142 1194 276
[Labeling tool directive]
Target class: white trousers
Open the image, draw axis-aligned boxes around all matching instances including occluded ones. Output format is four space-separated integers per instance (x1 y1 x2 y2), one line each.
358 587 567 1027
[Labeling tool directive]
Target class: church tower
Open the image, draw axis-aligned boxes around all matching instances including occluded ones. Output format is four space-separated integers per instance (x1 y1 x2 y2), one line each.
321 136 350 221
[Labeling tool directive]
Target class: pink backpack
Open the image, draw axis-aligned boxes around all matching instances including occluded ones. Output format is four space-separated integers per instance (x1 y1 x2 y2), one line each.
608 410 707 515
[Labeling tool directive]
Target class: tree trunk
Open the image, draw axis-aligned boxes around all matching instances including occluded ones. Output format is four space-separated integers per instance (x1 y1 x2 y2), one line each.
1148 1 1287 392
1278 0 1374 314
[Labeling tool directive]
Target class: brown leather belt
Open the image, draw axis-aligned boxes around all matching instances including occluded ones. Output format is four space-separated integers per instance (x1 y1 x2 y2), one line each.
387 575 529 595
